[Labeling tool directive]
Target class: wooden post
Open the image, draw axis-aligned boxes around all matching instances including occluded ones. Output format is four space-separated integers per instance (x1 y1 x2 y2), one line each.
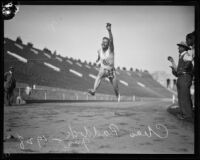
133 95 135 101
172 94 175 104
19 88 21 97
62 93 65 100
44 91 47 100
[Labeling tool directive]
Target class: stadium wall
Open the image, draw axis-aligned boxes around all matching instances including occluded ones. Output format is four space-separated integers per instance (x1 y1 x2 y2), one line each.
7 82 171 105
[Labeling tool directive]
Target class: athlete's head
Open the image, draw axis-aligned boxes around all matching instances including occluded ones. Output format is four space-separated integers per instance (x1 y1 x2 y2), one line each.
102 37 110 49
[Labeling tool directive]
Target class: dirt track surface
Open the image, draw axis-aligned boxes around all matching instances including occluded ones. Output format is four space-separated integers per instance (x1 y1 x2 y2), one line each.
4 100 194 153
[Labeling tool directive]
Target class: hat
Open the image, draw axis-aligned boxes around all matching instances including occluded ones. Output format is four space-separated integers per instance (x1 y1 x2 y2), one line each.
177 41 191 50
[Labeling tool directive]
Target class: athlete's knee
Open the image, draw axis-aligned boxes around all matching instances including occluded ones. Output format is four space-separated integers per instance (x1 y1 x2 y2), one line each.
97 72 104 78
96 75 103 81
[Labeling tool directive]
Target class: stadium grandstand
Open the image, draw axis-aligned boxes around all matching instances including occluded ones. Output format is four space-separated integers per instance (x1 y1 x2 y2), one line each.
4 37 173 102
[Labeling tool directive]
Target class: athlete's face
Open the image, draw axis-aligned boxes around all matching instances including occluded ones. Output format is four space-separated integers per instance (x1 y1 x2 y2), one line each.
102 39 109 49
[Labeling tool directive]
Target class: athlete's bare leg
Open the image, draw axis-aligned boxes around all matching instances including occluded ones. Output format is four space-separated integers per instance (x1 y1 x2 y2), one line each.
88 68 105 95
93 75 102 92
109 75 120 102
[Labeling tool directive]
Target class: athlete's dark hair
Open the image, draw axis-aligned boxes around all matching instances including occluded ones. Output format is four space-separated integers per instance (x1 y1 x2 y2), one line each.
102 37 110 43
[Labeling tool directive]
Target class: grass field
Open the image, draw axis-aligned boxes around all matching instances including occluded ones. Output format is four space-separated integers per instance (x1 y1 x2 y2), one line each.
4 100 194 154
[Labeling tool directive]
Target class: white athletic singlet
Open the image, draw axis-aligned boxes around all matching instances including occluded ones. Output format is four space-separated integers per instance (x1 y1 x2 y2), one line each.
99 48 114 70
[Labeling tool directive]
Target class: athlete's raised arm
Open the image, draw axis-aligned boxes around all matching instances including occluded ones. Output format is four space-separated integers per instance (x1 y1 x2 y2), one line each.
106 23 114 52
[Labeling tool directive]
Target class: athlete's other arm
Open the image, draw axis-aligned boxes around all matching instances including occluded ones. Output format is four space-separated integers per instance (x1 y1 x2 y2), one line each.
96 50 100 63
106 23 114 52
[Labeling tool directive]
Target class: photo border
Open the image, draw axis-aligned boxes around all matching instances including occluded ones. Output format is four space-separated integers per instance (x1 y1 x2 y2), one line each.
1 0 199 160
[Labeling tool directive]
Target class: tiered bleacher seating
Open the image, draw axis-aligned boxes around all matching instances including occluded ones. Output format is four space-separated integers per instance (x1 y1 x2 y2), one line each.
4 37 172 98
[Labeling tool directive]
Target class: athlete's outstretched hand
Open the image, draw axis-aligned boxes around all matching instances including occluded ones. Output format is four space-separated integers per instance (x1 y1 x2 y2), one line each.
106 23 111 31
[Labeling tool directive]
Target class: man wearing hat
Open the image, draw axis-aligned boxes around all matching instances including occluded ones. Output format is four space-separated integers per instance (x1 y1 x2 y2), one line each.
168 41 193 120
4 66 16 106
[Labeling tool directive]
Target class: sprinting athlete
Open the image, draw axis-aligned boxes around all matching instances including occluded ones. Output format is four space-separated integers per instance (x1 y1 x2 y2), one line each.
88 23 120 102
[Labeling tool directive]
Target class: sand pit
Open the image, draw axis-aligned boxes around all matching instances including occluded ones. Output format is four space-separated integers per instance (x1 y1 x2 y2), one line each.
4 100 194 153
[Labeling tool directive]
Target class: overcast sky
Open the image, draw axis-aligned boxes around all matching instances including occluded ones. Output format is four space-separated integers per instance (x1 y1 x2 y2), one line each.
4 5 194 73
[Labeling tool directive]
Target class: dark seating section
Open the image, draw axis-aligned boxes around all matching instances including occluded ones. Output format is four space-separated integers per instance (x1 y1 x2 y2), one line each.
4 37 172 98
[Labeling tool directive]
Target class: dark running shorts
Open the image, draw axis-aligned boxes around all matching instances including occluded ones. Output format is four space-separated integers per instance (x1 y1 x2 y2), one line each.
98 67 116 79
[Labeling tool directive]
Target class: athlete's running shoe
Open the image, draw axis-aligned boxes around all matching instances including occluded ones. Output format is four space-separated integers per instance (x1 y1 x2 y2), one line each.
88 89 95 96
